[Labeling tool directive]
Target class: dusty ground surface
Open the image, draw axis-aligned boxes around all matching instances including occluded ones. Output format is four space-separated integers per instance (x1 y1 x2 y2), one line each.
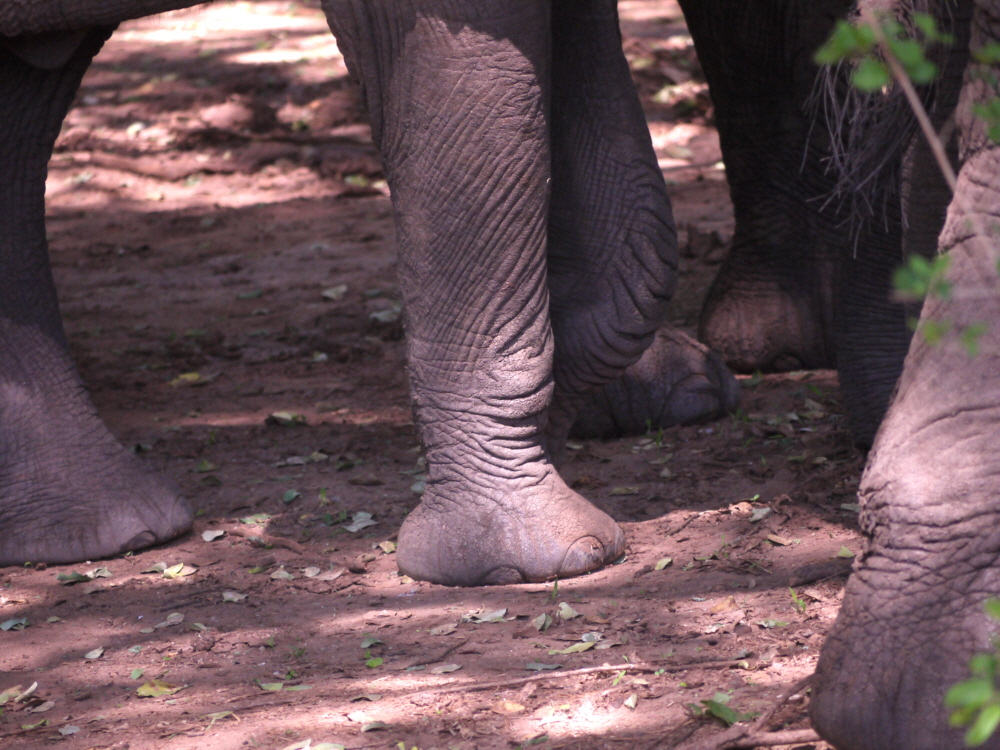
1 3 862 749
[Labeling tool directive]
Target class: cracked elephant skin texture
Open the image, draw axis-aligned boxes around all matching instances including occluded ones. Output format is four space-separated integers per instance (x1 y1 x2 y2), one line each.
0 0 740 582
808 0 1000 749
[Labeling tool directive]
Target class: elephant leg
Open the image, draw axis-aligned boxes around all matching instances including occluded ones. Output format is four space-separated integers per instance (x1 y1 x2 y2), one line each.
571 327 737 440
811 4 1000 746
543 0 738 446
678 0 853 373
0 28 192 566
835 1 969 449
324 1 624 586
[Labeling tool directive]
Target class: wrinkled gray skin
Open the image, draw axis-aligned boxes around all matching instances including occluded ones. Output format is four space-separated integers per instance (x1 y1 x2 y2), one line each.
677 0 938 450
0 1 737 583
809 1 1000 746
688 0 1000 746
10 0 1000 745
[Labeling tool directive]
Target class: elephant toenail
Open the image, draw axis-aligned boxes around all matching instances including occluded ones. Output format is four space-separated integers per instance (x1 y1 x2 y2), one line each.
482 567 526 585
121 530 156 552
559 531 623 578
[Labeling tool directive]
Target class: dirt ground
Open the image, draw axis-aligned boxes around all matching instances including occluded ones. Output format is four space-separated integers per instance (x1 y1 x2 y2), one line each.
0 3 864 749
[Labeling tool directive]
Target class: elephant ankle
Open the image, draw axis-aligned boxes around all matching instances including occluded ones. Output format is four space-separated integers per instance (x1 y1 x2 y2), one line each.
698 281 834 372
396 469 624 586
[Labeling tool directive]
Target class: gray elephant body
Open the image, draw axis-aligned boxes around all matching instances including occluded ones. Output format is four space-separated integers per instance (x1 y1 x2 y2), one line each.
681 1 1000 747
0 1 737 581
808 2 1000 749
691 0 1000 746
5 1 1000 746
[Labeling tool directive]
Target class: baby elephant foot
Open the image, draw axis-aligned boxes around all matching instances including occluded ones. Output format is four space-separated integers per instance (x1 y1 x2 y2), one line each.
396 470 624 586
571 327 740 439
0 402 192 566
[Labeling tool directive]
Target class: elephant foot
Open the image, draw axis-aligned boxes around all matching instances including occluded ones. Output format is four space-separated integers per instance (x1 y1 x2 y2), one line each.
396 469 624 586
809 550 988 750
698 279 833 373
0 386 192 567
570 327 739 439
811 326 1000 747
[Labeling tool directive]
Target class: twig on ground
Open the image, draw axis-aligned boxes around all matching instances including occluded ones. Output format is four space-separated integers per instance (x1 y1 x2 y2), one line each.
674 674 817 750
749 674 813 734
693 728 822 749
668 511 702 536
228 527 305 554
403 639 470 669
424 659 747 696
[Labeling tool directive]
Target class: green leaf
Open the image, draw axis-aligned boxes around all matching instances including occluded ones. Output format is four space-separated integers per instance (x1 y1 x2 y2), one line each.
894 253 951 301
700 692 754 726
973 43 1000 64
702 699 742 726
258 682 284 692
131 668 145 680
888 38 925 69
654 557 673 570
967 702 1000 746
282 490 301 504
908 59 939 84
365 657 383 669
946 678 994 708
985 599 1000 622
961 323 988 357
548 642 595 655
814 20 863 65
759 619 789 629
913 13 939 39
137 680 183 697
852 58 891 92
56 571 91 585
952 703 981 728
971 654 998 679
920 318 952 346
